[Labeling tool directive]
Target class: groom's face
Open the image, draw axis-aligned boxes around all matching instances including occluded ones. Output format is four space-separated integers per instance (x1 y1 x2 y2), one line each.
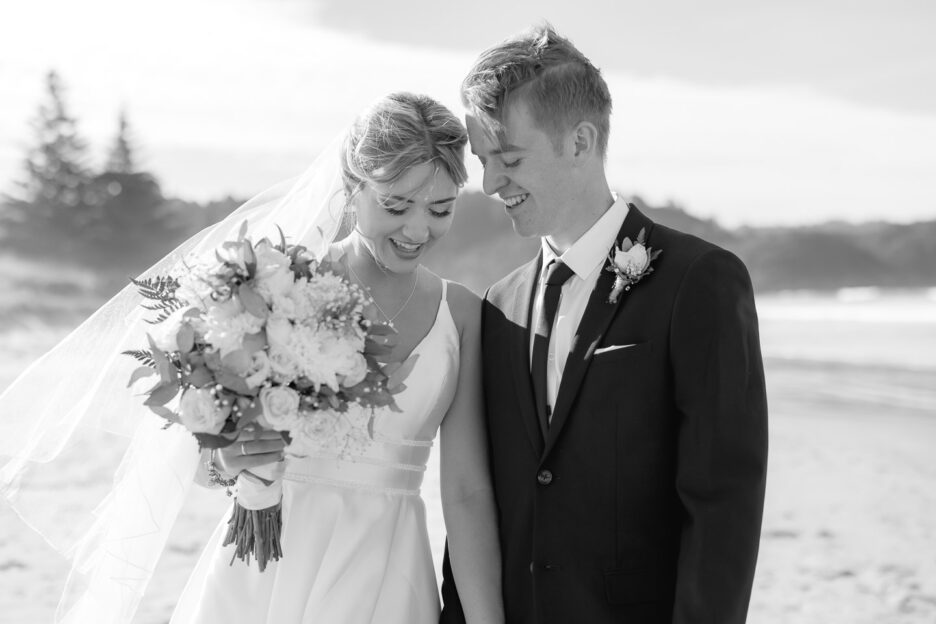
466 101 575 239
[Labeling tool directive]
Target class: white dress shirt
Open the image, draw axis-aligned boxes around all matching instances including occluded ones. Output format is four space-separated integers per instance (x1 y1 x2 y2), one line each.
530 194 629 418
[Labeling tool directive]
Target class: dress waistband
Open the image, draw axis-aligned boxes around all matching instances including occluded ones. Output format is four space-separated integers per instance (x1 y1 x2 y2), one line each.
282 434 432 496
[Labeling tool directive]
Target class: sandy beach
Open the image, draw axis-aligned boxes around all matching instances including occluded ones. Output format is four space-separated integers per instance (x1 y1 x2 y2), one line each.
2 308 935 623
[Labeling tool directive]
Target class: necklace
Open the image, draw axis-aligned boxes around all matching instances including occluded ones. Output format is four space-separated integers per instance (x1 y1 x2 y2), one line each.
347 262 419 324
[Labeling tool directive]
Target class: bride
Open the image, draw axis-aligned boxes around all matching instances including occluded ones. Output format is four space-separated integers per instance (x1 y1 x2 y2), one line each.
0 93 503 623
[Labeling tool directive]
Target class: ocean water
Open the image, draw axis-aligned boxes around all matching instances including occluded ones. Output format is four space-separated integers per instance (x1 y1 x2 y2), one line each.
2 280 934 390
756 287 936 371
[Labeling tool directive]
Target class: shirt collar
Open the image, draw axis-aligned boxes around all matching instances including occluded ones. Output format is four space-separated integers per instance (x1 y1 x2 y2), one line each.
541 193 630 280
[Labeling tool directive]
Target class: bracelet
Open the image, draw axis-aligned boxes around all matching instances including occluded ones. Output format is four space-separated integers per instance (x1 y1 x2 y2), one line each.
206 449 237 494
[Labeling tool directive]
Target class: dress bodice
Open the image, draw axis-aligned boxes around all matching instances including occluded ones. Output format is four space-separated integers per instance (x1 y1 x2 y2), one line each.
283 279 459 495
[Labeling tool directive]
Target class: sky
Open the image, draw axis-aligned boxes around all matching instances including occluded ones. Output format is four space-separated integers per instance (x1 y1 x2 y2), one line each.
0 0 934 226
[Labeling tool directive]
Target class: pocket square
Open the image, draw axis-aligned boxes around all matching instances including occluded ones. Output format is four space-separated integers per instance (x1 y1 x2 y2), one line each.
594 343 637 355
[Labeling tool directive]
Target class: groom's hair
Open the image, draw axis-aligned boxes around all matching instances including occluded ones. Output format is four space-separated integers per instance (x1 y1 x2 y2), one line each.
461 23 612 156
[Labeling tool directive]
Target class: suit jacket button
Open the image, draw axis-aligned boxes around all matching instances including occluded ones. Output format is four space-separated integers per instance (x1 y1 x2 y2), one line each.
537 469 553 485
529 562 534 574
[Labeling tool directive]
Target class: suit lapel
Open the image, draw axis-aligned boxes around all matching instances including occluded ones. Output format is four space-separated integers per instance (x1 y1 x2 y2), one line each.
507 253 545 457
543 206 655 458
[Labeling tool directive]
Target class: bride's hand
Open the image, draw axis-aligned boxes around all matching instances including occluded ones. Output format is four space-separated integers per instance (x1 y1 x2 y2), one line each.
214 429 287 476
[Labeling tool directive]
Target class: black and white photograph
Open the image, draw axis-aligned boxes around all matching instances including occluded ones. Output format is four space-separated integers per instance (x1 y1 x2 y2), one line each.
1 1 934 623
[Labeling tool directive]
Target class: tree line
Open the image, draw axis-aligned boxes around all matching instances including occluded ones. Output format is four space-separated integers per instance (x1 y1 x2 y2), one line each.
3 71 933 294
0 70 240 275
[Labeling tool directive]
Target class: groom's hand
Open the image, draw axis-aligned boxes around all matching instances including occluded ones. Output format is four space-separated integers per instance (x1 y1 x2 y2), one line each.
214 429 286 476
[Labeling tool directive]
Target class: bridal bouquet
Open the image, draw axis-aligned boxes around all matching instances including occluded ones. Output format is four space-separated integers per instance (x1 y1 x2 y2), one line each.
124 223 406 570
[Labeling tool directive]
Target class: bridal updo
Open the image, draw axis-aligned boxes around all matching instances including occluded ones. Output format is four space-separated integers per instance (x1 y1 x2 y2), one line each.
339 92 468 207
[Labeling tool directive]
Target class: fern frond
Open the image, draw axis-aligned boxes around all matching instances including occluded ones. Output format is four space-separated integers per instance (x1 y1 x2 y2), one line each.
122 349 156 367
131 276 180 302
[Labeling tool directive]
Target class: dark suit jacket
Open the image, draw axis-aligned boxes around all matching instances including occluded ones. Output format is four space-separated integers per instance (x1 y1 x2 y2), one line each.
441 206 768 624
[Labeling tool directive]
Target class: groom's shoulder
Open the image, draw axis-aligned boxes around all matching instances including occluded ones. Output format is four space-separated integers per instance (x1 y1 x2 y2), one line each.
486 255 537 301
649 221 753 287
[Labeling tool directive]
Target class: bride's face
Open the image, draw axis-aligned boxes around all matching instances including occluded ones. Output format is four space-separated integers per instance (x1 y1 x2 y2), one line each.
354 162 458 273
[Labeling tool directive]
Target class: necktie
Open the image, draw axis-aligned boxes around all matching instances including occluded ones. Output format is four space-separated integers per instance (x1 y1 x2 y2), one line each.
531 259 575 436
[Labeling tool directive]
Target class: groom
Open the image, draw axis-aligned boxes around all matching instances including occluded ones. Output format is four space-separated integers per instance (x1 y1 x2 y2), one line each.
441 25 768 624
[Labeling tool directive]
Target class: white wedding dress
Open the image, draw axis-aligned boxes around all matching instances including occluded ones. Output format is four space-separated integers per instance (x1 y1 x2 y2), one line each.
170 281 458 624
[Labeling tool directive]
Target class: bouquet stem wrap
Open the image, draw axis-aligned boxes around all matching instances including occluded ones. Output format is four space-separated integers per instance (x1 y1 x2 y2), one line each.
222 462 284 571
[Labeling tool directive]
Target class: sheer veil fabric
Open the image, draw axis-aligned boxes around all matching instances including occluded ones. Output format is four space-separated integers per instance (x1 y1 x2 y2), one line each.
0 137 349 623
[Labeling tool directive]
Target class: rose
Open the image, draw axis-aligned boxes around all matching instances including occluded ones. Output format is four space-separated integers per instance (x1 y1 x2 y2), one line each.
253 241 295 303
339 352 368 387
265 314 293 347
259 386 301 431
179 387 230 434
244 351 272 388
613 244 650 278
267 346 300 384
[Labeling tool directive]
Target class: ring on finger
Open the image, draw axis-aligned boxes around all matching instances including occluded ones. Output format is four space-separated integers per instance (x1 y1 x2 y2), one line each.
241 442 248 456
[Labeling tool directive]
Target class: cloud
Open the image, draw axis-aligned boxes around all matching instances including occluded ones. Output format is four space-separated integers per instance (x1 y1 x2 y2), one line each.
1 0 933 226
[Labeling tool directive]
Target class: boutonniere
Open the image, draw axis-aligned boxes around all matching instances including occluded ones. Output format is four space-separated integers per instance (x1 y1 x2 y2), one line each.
605 227 661 304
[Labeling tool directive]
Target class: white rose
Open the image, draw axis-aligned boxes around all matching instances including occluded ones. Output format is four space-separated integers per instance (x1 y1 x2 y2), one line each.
178 387 230 434
254 241 295 302
339 352 368 387
150 306 193 352
265 314 293 348
259 386 301 431
267 345 300 384
614 244 650 278
283 409 339 457
244 351 272 388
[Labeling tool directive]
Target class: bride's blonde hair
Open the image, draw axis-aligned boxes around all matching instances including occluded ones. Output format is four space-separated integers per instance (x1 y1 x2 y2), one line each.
340 92 468 208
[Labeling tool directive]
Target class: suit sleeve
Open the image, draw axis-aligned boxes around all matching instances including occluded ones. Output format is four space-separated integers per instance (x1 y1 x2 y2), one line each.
669 249 768 623
440 541 467 623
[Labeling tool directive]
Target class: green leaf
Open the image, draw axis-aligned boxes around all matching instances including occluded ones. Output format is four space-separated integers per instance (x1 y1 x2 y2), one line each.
183 365 214 388
244 243 257 278
203 351 223 371
365 338 394 357
176 323 195 354
144 382 180 407
367 323 397 337
222 349 252 376
122 349 155 367
146 334 173 383
387 353 419 392
242 331 267 354
193 432 238 450
238 283 269 319
276 225 287 252
620 237 634 251
237 220 249 241
148 405 178 422
216 372 252 395
127 365 157 388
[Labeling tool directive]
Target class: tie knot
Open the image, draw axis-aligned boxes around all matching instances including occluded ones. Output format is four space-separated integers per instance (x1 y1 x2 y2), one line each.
545 260 575 286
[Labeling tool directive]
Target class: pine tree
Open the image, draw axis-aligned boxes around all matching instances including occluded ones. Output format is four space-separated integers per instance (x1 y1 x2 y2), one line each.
0 70 96 256
105 109 135 174
15 70 92 210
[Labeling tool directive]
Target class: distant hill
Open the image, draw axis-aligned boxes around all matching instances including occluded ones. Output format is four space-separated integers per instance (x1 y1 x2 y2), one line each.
2 187 931 296
423 191 936 294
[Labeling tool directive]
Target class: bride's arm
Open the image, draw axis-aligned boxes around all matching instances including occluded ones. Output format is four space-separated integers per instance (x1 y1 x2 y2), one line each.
440 283 504 624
